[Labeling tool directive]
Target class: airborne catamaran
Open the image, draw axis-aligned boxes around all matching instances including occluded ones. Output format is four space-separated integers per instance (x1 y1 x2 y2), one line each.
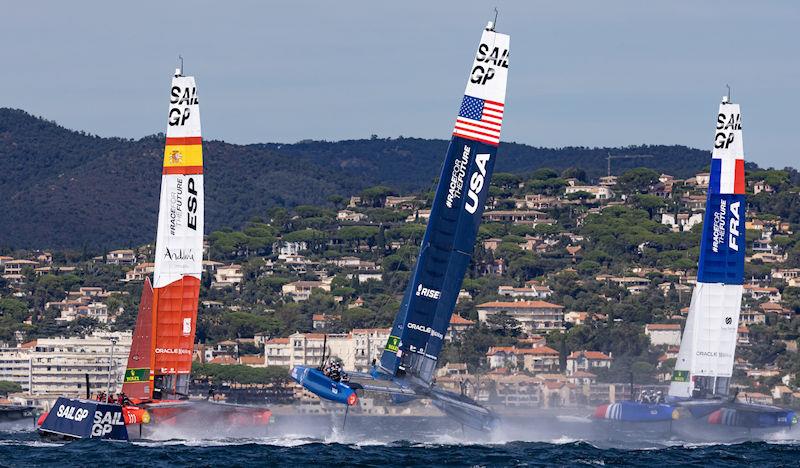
668 94 796 436
123 65 204 404
121 65 270 432
592 94 796 436
291 20 510 431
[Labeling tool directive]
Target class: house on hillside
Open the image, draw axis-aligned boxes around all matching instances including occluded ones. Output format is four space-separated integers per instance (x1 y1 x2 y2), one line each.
566 351 612 375
477 301 565 334
645 323 682 346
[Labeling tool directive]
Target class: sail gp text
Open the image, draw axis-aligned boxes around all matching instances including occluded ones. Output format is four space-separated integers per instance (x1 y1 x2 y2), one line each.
711 199 741 253
168 86 198 126
91 410 124 437
470 42 509 85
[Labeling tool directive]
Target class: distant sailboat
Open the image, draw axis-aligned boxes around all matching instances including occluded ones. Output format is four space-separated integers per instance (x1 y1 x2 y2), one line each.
591 93 797 438
291 19 510 431
668 94 796 438
668 94 746 403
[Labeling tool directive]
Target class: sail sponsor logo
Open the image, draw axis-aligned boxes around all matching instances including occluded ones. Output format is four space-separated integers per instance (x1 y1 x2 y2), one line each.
446 145 471 208
182 317 192 336
56 404 89 421
465 153 490 214
416 284 441 300
163 247 195 261
728 201 741 251
407 322 444 340
169 86 198 126
471 42 509 85
671 370 689 382
714 112 741 149
696 351 733 358
124 368 149 383
154 347 191 355
385 335 400 353
92 410 124 437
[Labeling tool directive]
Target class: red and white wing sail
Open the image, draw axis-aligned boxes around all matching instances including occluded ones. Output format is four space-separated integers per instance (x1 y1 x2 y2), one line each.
151 70 204 381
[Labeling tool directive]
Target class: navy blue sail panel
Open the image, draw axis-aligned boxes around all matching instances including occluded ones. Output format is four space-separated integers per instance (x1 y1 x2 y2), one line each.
696 193 745 284
697 100 746 285
380 138 498 383
379 25 509 384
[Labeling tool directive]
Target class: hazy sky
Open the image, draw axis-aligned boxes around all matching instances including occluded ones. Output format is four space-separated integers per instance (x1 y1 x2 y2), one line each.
1 1 797 167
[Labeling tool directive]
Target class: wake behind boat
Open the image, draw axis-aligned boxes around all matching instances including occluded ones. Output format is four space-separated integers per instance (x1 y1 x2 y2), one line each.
291 19 510 432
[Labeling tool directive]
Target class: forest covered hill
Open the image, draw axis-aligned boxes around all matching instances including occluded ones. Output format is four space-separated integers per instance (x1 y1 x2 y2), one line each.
1 108 714 248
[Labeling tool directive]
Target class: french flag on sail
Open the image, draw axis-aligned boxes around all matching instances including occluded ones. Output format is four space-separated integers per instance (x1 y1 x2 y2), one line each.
709 156 745 195
453 95 504 146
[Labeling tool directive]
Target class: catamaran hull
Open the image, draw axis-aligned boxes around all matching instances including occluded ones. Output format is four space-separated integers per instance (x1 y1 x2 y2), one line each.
290 366 359 406
132 399 271 439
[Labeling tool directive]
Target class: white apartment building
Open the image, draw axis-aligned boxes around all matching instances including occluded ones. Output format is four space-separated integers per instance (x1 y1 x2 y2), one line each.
0 331 131 398
477 301 565 334
213 264 244 288
564 185 614 200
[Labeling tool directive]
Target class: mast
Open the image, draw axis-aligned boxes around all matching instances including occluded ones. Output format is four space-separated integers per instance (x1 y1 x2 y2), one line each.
668 93 745 400
379 21 510 384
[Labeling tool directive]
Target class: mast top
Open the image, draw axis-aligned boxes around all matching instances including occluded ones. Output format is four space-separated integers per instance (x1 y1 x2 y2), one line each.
486 7 498 31
722 84 732 104
175 55 184 77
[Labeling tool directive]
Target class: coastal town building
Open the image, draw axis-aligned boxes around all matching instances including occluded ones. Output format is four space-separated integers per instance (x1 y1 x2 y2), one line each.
645 323 682 347
477 301 565 334
565 351 613 375
212 264 244 288
0 331 131 398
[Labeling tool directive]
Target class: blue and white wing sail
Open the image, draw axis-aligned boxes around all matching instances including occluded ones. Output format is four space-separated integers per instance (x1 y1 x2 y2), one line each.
379 24 510 384
669 97 746 400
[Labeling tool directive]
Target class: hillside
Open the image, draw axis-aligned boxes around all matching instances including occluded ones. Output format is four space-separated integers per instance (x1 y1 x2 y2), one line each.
0 108 713 248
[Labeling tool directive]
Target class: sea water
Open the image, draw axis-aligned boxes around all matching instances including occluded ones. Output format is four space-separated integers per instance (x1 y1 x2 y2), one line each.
4 416 800 467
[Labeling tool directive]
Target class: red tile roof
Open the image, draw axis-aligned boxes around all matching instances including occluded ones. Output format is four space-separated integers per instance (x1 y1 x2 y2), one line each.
450 314 475 325
646 323 681 331
567 350 612 360
477 300 564 309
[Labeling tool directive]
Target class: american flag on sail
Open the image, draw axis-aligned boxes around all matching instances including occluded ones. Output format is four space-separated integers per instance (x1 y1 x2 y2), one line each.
452 95 504 146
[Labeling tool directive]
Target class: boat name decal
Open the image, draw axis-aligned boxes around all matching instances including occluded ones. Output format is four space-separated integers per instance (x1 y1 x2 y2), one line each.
728 201 741 251
187 177 198 231
465 153 490 214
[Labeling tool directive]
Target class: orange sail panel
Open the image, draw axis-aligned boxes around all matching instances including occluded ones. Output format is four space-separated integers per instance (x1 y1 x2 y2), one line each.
123 278 154 400
152 276 200 376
